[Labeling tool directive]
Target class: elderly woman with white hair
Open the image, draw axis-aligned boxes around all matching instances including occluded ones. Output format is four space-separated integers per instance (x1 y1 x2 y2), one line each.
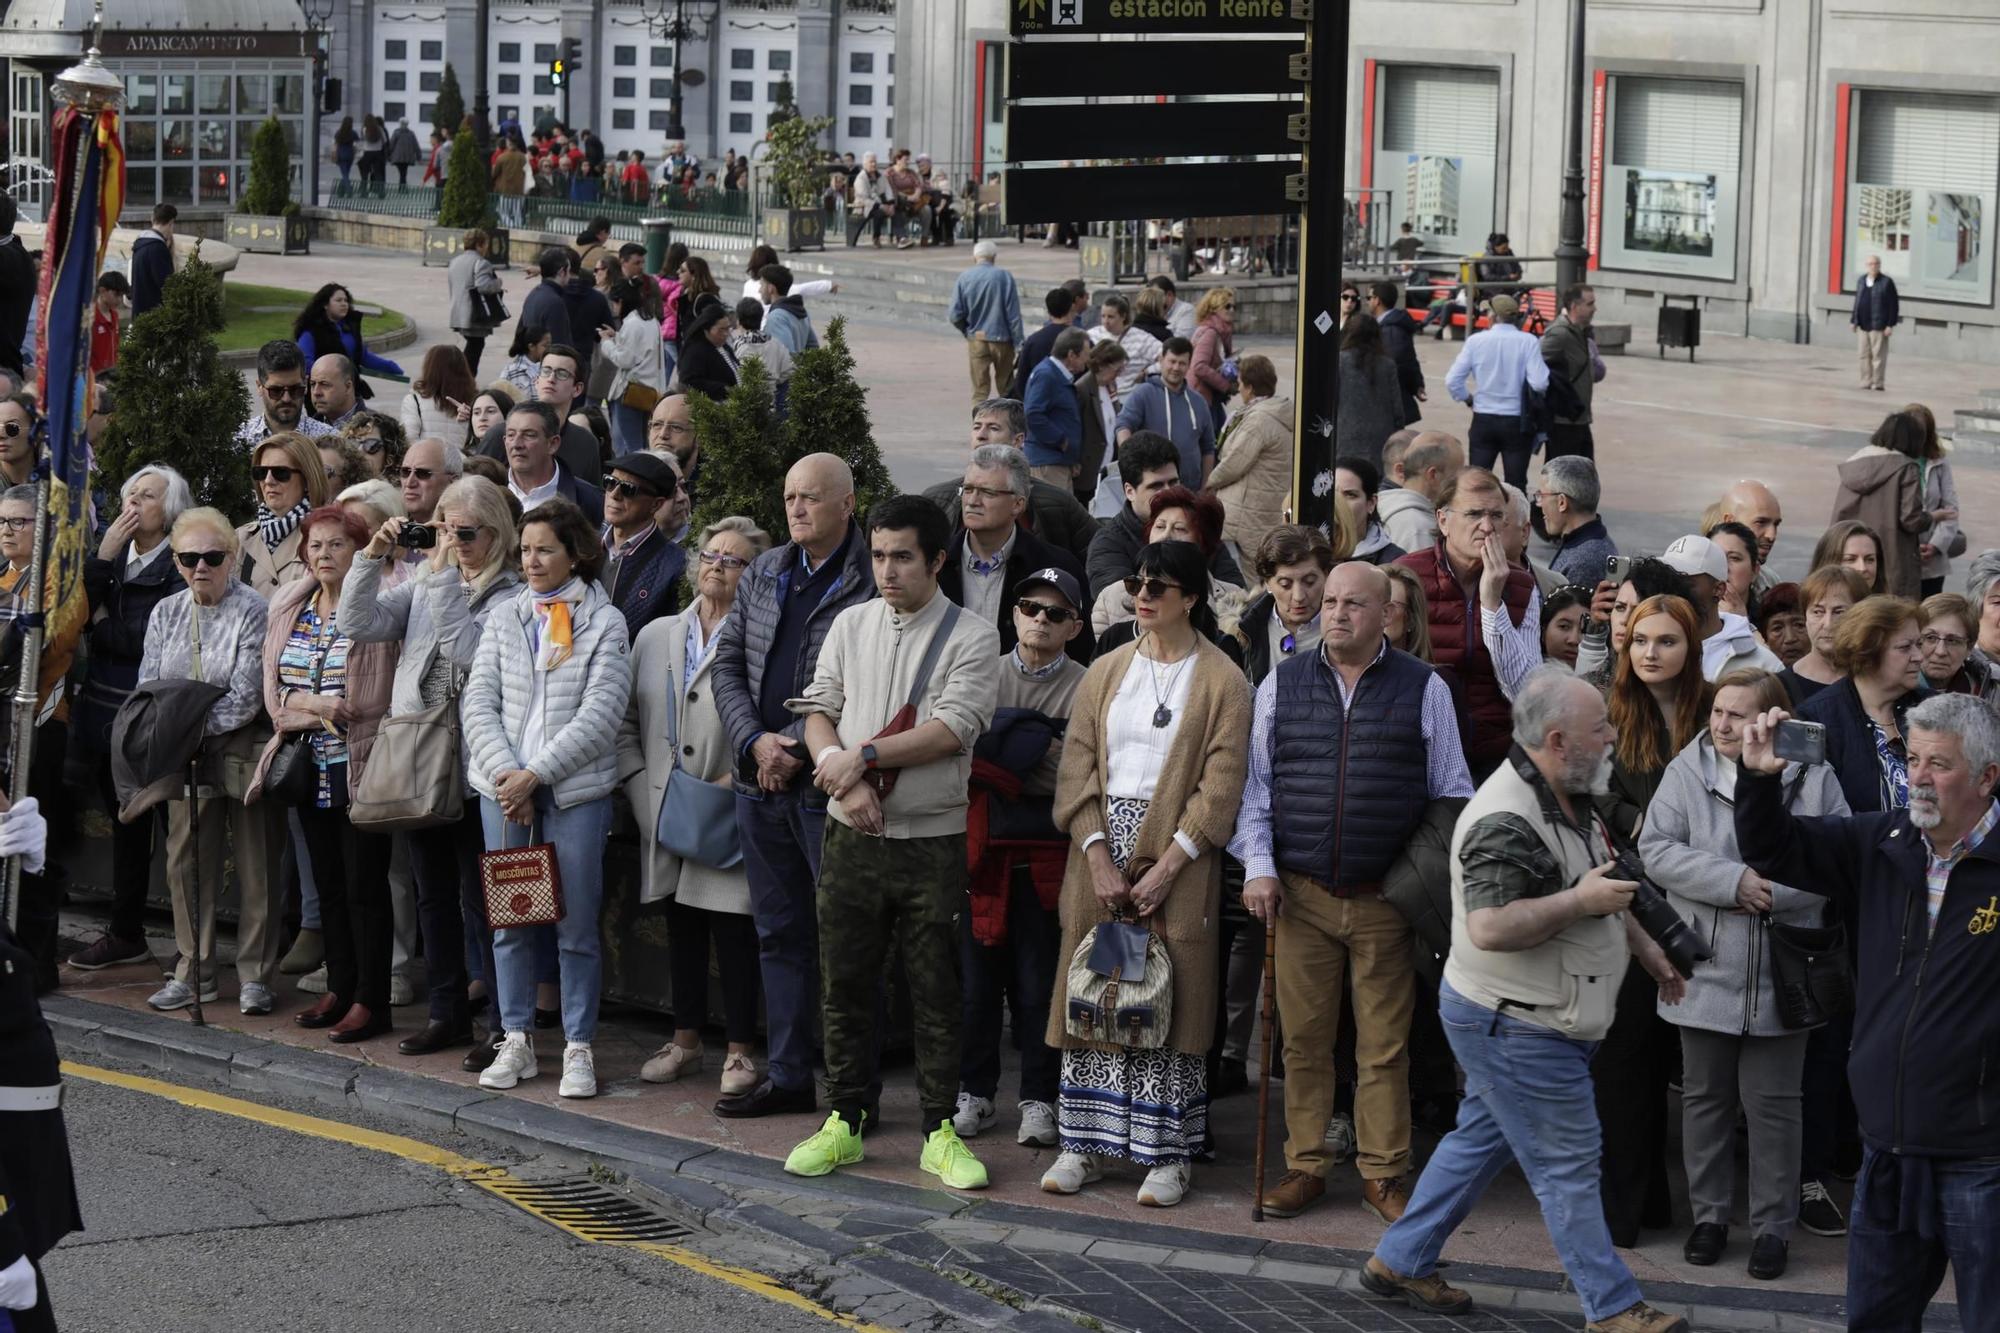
138 507 286 1016
337 477 405 531
69 465 194 971
339 475 524 1065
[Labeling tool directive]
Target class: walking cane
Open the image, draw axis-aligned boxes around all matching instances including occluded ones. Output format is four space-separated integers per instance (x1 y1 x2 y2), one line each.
185 757 203 1027
1251 918 1276 1222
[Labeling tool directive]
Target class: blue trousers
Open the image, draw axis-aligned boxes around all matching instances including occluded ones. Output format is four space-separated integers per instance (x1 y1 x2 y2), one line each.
1848 1144 2000 1331
481 792 612 1044
1375 982 1643 1323
611 399 650 455
736 786 830 1092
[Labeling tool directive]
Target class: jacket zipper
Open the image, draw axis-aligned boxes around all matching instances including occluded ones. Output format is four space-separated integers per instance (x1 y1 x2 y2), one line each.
1328 655 1378 888
1892 886 1933 1153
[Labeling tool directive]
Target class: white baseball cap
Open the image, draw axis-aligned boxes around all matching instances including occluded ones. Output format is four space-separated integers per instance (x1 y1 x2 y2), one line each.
1660 534 1728 582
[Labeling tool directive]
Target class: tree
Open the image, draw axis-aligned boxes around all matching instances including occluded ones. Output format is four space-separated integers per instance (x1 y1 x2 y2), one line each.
237 116 294 216
434 63 465 139
762 109 833 209
96 242 253 521
783 317 895 516
686 357 785 542
436 128 492 228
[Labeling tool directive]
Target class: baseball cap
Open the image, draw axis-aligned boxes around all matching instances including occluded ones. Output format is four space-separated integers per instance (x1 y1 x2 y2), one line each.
1013 566 1082 612
1660 534 1728 582
1488 293 1519 322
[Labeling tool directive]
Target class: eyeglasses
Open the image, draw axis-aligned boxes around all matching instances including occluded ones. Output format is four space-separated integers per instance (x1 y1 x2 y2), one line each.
1014 598 1077 624
1451 506 1508 526
0 421 22 438
451 527 482 545
1921 632 1970 651
605 477 658 500
263 383 307 399
250 466 296 483
537 367 577 384
351 437 385 454
175 550 228 568
0 516 30 533
403 467 438 483
960 483 1014 502
1123 576 1186 600
699 550 750 570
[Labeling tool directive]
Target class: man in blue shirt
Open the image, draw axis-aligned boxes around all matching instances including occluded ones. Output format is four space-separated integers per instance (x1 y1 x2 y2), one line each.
1023 330 1088 489
948 240 1025 407
1443 293 1548 490
1115 337 1215 488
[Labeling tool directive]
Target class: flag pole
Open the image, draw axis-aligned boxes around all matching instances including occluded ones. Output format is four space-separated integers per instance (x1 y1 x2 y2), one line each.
1 8 121 933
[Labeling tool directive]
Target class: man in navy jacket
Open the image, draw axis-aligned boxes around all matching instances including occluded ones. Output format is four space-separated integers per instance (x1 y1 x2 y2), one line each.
1736 692 2000 1330
1851 253 1900 391
1022 330 1087 490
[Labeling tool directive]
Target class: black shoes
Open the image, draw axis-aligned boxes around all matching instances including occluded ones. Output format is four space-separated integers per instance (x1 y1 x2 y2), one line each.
462 1031 504 1072
399 1020 474 1056
1748 1234 1787 1281
714 1078 817 1119
1682 1222 1727 1266
1798 1178 1848 1236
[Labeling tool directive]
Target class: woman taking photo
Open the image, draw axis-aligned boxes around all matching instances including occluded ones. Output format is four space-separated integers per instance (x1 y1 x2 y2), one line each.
1776 566 1867 706
1917 592 1985 696
251 506 398 1043
292 283 405 387
1831 411 1932 600
502 323 549 403
1641 669 1848 1281
1042 540 1251 1208
1596 592 1711 1249
339 477 523 1059
401 345 477 446
239 433 330 597
621 517 771 1098
1335 311 1405 467
1809 519 1886 597
139 509 288 1014
598 276 666 455
463 499 634 1099
447 229 506 374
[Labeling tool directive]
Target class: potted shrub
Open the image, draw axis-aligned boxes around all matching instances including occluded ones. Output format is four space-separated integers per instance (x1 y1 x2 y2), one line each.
759 92 832 253
226 116 309 254
423 128 505 266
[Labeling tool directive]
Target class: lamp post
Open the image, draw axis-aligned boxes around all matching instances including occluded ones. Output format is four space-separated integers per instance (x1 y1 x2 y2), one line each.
299 0 334 205
473 0 492 155
1554 0 1590 297
641 0 710 145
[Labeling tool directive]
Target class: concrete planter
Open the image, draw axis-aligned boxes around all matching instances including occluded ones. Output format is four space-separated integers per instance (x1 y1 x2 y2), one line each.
422 225 509 268
762 205 826 253
225 212 309 255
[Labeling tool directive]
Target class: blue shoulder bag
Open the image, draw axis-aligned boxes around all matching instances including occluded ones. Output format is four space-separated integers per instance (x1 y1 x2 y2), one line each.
654 656 744 869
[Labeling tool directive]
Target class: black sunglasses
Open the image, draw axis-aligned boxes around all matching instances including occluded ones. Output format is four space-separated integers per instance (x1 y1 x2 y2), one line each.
263 383 307 399
1123 576 1186 600
451 527 481 544
402 467 437 482
250 466 296 483
0 420 23 438
1014 598 1077 625
605 477 658 500
175 550 228 569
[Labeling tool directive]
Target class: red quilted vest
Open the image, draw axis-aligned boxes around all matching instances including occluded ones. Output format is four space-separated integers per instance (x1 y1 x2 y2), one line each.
1396 543 1534 767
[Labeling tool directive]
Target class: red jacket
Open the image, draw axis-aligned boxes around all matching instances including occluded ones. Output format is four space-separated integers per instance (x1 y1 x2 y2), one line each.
1395 542 1532 769
966 758 1066 945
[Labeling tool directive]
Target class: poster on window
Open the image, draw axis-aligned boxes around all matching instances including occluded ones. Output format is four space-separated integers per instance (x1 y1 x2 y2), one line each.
1623 170 1718 258
1851 184 1990 302
1401 154 1464 244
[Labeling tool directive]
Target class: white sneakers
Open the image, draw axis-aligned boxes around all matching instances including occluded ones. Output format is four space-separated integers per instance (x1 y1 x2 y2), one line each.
1325 1111 1357 1163
1017 1100 1058 1147
952 1092 998 1138
479 1032 538 1089
1040 1152 1102 1195
147 978 218 1011
559 1043 597 1099
1138 1163 1190 1208
238 983 276 1016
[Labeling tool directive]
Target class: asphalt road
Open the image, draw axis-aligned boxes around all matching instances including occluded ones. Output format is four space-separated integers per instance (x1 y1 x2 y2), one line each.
40 1062 913 1333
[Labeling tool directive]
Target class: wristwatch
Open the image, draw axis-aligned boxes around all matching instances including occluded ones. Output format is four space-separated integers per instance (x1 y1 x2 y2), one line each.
860 743 879 770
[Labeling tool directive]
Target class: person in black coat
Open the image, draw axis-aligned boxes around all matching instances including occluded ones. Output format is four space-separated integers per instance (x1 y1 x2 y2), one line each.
935 447 1089 664
599 451 685 639
0 196 35 379
1850 254 1901 392
1005 287 1076 400
1368 280 1425 425
678 303 742 403
127 203 177 319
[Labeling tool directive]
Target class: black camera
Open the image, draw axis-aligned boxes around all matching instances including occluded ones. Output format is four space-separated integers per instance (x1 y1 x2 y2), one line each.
1612 851 1711 979
395 523 436 550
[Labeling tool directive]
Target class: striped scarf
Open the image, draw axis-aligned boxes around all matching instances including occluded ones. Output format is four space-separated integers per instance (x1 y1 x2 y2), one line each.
256 496 310 551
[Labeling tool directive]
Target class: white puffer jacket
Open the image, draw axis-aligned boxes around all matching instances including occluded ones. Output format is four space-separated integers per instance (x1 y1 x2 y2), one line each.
461 577 633 808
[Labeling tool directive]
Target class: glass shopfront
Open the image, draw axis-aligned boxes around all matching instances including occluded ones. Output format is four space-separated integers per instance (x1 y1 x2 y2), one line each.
1846 89 1997 306
1600 75 1744 282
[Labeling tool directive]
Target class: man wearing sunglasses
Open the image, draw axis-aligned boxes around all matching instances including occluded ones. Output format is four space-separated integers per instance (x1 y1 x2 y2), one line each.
0 395 33 489
598 451 684 638
398 436 463 527
235 340 336 446
936 446 1088 664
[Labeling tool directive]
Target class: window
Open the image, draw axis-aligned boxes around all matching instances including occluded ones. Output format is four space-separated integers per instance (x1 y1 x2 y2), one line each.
614 78 635 98
889 54 895 74
768 82 786 101
419 102 435 123
731 49 754 70
730 80 753 102
419 70 440 92
650 78 672 99
850 52 874 75
649 110 672 131
499 42 520 63
849 85 871 107
652 47 672 67
534 75 554 95
418 40 440 60
1600 75 1744 282
769 49 791 71
534 43 557 62
848 116 871 140
1376 64 1502 254
384 40 407 60
384 71 407 91
498 74 519 95
383 101 405 121
1847 89 2000 304
730 112 753 134
887 85 894 107
615 45 636 66
613 109 635 130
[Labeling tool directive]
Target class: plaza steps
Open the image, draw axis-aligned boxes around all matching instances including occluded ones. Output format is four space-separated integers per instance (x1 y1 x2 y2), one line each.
1948 389 2000 455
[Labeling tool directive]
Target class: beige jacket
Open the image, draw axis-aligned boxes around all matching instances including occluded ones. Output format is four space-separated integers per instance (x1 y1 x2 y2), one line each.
1208 394 1292 560
236 523 307 599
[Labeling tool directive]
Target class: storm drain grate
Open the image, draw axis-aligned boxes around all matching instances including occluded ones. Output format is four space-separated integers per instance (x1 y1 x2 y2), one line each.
476 1174 697 1245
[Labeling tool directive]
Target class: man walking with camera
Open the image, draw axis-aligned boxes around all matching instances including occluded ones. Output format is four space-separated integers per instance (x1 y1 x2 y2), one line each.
1362 666 1688 1333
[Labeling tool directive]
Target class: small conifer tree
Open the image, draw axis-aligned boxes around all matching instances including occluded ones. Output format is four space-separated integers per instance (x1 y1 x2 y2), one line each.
238 116 294 215
436 129 492 228
434 64 466 139
782 317 894 517
686 356 784 541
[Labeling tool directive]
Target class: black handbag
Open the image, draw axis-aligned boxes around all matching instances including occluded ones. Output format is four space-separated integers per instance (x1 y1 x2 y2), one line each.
1764 916 1854 1030
261 733 320 805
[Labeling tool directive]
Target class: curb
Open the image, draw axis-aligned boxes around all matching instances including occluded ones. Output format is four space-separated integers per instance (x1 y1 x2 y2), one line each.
45 995 1947 1333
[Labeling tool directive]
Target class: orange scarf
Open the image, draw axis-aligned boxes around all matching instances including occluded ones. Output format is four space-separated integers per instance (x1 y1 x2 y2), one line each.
532 589 576 670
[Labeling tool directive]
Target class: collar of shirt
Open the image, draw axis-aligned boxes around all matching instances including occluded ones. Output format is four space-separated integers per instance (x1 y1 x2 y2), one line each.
510 462 564 507
1922 798 2000 865
601 522 656 563
1320 637 1388 709
964 529 1016 577
126 540 170 576
1011 645 1067 680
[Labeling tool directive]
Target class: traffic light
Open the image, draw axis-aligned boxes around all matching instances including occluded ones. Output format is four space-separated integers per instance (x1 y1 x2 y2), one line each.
549 54 566 88
549 36 582 89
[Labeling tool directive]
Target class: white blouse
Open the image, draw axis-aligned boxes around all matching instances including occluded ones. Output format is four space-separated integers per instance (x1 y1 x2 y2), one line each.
1084 647 1205 864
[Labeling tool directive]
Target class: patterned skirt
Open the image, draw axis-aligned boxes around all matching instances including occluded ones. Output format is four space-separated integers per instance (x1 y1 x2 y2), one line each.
1057 796 1210 1166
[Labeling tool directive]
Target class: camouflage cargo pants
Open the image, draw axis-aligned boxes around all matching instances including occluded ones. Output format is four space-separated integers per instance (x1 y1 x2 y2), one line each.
818 819 968 1134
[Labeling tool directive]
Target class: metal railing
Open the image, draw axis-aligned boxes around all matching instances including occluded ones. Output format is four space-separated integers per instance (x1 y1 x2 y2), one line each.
317 181 758 240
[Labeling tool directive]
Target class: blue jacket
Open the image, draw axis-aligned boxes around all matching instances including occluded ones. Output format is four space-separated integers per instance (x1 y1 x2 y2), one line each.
520 278 573 349
297 320 403 379
1852 274 1900 331
1116 376 1216 489
948 263 1024 344
129 230 174 319
1023 355 1082 468
764 296 817 358
605 526 685 641
1798 676 1929 817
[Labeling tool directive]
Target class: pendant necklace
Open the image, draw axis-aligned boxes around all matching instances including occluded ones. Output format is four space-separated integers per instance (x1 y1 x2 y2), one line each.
1147 638 1193 728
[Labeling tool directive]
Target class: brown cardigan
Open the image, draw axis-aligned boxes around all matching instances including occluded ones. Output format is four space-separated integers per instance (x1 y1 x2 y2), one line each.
1045 636 1252 1056
246 573 399 803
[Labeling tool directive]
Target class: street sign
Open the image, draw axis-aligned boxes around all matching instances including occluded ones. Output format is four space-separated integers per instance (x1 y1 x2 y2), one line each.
1007 100 1296 162
1006 39 1299 99
1005 161 1298 224
1010 0 1301 37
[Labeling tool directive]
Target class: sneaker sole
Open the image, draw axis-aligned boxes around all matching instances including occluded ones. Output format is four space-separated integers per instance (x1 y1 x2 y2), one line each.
479 1063 538 1090
1356 1266 1472 1315
1041 1169 1101 1195
1797 1218 1847 1237
559 1084 597 1099
1017 1129 1058 1147
149 992 220 1011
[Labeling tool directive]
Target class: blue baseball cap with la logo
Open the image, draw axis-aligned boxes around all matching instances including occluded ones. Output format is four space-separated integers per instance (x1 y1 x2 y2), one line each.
1013 566 1082 611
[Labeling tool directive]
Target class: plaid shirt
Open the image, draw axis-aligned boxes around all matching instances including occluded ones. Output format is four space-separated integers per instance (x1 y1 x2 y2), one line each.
1922 798 2000 934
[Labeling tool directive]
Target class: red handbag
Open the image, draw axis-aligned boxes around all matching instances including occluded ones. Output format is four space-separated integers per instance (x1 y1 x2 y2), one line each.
480 817 565 929
863 604 960 799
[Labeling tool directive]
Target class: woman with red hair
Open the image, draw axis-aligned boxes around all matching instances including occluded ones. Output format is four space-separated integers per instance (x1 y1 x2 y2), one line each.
1090 486 1246 659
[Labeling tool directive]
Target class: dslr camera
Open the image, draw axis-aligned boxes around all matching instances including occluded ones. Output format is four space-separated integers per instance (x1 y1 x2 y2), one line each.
395 522 436 550
1611 850 1711 979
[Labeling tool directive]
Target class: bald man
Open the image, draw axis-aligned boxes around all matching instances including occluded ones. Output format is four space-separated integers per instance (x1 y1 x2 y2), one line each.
309 353 360 427
708 452 880 1121
1232 561 1474 1222
1718 480 1782 592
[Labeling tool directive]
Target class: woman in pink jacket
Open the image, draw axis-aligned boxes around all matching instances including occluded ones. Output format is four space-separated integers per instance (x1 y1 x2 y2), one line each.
1189 287 1237 432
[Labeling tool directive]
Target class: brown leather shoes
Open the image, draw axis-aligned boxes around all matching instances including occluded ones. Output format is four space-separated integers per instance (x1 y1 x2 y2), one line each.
1585 1302 1689 1333
1357 1256 1472 1315
1361 1175 1411 1223
293 992 345 1029
328 1002 391 1044
1258 1170 1325 1218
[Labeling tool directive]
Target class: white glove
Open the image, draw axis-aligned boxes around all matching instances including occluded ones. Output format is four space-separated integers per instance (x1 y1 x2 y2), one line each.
0 796 47 874
0 1253 37 1310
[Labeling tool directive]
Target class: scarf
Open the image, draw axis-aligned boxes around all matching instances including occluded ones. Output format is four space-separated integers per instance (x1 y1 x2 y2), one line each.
531 577 584 671
257 497 310 551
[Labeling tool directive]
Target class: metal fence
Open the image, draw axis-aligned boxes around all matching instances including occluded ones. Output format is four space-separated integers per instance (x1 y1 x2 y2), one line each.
317 181 758 241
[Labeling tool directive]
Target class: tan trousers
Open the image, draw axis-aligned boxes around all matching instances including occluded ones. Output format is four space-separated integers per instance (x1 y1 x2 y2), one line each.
163 792 286 988
1275 872 1414 1178
1028 463 1074 490
967 335 1016 406
1858 328 1890 389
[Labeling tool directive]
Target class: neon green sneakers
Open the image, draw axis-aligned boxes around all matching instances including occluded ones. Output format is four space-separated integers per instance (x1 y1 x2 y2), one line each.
921 1123 990 1191
784 1111 865 1177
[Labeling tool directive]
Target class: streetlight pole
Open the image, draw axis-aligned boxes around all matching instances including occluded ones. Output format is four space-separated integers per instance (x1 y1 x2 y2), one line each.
299 0 334 205
643 0 705 143
473 0 492 155
1554 0 1590 297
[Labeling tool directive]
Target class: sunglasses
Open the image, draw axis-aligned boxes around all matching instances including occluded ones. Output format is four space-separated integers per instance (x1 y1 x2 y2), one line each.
263 383 307 399
350 437 385 454
250 466 296 483
1123 576 1186 600
175 550 228 568
1014 598 1077 624
605 477 658 500
1341 293 1359 304
699 550 749 570
451 527 482 544
0 420 22 438
402 467 438 482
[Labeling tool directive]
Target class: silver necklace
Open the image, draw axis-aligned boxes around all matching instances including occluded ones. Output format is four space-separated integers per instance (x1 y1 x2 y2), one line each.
1145 637 1194 728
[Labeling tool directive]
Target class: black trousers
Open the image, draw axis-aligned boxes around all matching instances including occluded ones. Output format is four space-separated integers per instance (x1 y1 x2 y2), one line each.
11 1254 57 1332
410 806 482 1026
958 863 1061 1106
462 335 486 376
11 721 70 986
96 759 158 942
1468 411 1532 489
1545 421 1594 463
1593 958 1678 1245
666 897 760 1045
294 799 393 1012
1801 1008 1859 1183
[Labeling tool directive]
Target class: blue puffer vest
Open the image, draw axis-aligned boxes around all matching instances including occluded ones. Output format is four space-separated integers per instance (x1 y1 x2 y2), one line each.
1272 644 1432 891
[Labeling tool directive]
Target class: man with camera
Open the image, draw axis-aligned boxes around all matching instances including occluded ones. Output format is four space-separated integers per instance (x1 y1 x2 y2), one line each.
1362 666 1688 1333
1735 693 2000 1331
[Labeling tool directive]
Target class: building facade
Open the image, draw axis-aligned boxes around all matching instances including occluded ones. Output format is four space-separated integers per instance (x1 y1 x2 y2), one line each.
1349 0 2000 363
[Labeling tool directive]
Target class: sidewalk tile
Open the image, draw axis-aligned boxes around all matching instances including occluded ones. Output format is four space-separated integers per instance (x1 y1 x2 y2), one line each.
1086 1239 1175 1264
1250 1257 1344 1287
1164 1249 1258 1276
926 1219 1017 1245
1007 1226 1094 1255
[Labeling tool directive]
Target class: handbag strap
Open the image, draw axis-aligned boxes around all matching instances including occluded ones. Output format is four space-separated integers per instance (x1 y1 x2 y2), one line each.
904 603 961 712
662 650 683 775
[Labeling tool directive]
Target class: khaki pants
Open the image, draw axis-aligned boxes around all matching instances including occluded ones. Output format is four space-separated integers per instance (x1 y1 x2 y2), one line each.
1275 872 1414 1178
967 336 1015 406
163 791 286 989
1858 328 1890 389
1028 463 1074 490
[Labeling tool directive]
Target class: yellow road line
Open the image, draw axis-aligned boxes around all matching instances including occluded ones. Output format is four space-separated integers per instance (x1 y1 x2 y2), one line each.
62 1061 894 1331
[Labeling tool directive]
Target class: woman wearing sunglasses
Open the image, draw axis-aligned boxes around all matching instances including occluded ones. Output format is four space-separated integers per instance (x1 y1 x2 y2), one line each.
340 476 524 1065
1189 287 1238 434
237 432 330 597
339 410 406 482
1042 539 1251 1208
138 508 286 1017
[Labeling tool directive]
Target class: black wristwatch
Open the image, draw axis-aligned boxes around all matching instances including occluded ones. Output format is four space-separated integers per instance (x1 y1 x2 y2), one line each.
860 743 879 770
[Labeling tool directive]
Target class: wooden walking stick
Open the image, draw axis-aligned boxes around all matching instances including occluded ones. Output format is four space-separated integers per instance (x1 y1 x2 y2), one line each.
1252 918 1276 1222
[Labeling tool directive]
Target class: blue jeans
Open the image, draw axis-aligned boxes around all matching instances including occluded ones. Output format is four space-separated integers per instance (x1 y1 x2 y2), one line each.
481 792 612 1044
611 399 650 455
1375 982 1643 1323
1848 1144 2000 1331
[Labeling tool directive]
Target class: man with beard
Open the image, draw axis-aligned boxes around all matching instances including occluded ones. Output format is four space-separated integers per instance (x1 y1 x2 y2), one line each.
235 340 337 445
1363 666 1689 1333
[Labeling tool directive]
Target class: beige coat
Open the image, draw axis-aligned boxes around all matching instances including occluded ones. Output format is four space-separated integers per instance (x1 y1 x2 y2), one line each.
1046 638 1252 1056
237 522 307 599
1208 393 1293 560
616 609 752 915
